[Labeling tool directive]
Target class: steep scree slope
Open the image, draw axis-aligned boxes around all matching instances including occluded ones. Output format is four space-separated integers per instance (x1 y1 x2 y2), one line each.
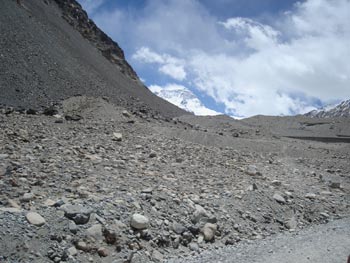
0 0 187 118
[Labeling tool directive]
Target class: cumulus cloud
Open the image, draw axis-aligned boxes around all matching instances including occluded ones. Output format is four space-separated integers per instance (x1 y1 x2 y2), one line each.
93 0 350 117
133 47 186 81
220 17 280 51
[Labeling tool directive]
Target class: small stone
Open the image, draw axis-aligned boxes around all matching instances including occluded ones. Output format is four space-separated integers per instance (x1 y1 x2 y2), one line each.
320 212 330 218
141 188 153 194
122 110 131 117
149 152 157 158
97 247 109 257
273 193 286 204
329 182 341 189
0 154 9 160
285 217 297 230
21 193 34 202
172 222 186 235
53 200 65 207
305 193 317 199
246 165 261 176
26 212 46 226
103 226 118 245
188 242 200 252
197 234 204 244
151 250 164 262
0 166 6 176
113 133 123 141
44 199 56 207
271 180 282 186
69 221 78 234
67 246 78 256
192 205 209 224
63 205 92 225
86 224 103 240
130 214 149 230
201 223 217 241
76 241 88 251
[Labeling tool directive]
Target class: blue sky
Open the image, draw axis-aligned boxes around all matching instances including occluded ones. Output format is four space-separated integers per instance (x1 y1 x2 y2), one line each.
77 0 350 117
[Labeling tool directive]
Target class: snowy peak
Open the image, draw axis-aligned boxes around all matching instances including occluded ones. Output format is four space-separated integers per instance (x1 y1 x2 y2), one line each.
305 100 350 118
149 84 220 116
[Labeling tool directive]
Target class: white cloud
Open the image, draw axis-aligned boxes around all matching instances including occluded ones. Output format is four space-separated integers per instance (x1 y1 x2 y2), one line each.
220 17 280 51
149 84 219 116
93 0 350 117
133 47 187 81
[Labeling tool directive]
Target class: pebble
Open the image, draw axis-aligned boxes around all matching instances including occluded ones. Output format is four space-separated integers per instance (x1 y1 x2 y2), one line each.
246 165 261 176
201 223 217 241
67 246 78 256
189 242 200 252
152 250 164 262
285 217 297 230
172 222 187 235
44 199 56 207
21 193 34 202
329 182 341 189
76 241 88 251
113 132 123 141
130 214 149 230
86 224 103 240
305 193 317 199
273 193 286 204
97 247 109 257
69 221 78 234
63 205 92 225
26 212 46 226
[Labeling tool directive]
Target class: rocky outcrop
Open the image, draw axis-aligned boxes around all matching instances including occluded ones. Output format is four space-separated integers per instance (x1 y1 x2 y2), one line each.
54 0 138 81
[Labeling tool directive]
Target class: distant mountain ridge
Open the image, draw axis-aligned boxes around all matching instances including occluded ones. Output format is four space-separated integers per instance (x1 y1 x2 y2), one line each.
305 100 350 118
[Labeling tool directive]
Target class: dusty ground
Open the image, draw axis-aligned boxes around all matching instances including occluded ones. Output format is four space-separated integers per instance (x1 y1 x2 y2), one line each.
0 97 349 262
170 217 350 263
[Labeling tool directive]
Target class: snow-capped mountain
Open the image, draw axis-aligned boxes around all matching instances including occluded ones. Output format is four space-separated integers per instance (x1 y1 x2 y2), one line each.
305 100 350 118
149 84 220 116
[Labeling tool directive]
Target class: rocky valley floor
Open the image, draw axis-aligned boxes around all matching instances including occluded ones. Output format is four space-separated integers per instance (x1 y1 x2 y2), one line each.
0 97 349 262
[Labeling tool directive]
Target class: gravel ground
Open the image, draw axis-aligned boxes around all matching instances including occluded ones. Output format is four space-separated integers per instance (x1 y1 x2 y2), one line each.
169 217 350 263
0 97 349 262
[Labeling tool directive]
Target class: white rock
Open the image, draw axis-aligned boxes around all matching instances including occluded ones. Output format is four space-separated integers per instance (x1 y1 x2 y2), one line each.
26 212 46 226
273 193 286 204
67 246 78 256
305 193 317 199
21 193 34 202
246 165 261 176
112 132 123 141
201 223 217 241
130 214 149 230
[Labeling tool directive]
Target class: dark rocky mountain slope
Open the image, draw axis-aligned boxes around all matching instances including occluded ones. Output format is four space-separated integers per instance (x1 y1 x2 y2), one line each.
0 0 188 118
